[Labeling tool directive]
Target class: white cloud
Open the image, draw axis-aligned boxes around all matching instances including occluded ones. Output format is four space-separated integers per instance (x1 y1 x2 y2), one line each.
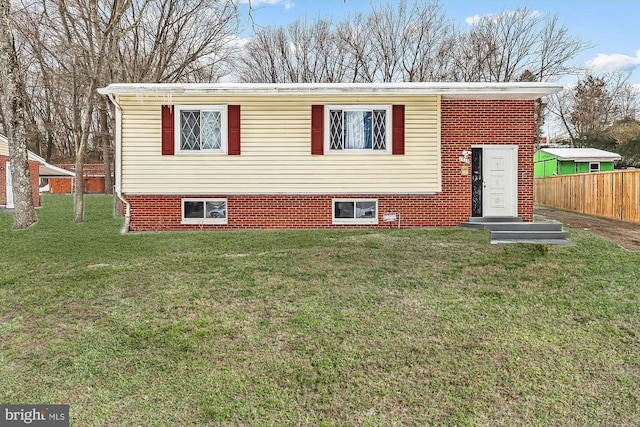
228 35 251 49
465 14 484 26
238 0 293 7
465 9 541 26
586 50 640 73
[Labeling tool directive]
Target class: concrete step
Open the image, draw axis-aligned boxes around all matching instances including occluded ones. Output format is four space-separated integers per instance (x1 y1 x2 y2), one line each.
481 222 563 231
461 216 572 245
460 222 564 231
490 230 570 240
467 216 523 223
490 238 574 246
460 222 491 230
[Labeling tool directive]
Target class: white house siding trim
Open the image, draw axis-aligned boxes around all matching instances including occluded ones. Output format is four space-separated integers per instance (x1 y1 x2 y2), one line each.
118 94 440 195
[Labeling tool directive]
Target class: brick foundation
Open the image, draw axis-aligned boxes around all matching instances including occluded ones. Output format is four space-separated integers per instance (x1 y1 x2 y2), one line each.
126 193 468 231
125 99 535 231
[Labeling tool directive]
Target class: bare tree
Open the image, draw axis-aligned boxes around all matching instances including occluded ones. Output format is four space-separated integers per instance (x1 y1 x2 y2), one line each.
334 13 377 83
239 19 351 83
239 2 587 85
116 0 238 83
239 0 454 84
449 7 590 83
518 70 546 148
548 73 640 146
571 75 615 136
5 0 239 221
0 0 36 228
38 0 130 222
397 1 453 82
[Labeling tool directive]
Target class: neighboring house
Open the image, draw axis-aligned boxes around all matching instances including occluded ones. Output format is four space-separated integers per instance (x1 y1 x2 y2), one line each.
49 164 111 194
98 82 561 231
534 148 622 177
0 134 74 208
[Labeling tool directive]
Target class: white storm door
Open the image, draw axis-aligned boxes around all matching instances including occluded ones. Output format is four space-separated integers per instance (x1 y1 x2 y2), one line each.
6 162 14 208
482 146 517 217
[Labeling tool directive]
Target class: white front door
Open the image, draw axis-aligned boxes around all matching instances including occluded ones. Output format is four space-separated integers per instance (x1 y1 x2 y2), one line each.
482 146 518 217
6 161 14 208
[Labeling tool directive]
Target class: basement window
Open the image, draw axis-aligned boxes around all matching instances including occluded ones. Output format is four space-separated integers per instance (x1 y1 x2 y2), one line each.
332 199 378 225
182 198 227 224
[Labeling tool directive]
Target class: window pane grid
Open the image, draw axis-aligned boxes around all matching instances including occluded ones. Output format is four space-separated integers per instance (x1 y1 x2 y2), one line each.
329 110 343 150
181 111 200 150
180 108 223 151
201 111 222 150
372 110 386 150
328 108 387 151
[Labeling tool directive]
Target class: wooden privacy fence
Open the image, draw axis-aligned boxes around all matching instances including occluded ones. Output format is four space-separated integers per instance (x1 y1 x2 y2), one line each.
535 170 640 223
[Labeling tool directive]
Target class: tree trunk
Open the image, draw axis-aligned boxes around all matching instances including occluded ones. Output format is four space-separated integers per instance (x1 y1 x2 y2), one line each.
100 97 113 194
73 146 85 223
0 0 36 229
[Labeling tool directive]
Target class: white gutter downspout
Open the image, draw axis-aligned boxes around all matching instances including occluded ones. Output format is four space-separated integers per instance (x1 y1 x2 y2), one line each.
107 93 131 233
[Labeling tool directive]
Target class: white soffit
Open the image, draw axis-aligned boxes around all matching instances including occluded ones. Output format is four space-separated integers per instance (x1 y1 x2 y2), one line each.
98 82 562 100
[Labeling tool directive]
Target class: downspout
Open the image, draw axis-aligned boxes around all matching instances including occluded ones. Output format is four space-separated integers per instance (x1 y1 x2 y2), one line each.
107 93 131 233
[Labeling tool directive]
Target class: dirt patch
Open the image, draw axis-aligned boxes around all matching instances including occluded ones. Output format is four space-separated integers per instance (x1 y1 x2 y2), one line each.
534 206 640 251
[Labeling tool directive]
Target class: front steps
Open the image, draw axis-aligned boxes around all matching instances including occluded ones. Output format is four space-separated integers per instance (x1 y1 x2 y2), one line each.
460 217 572 245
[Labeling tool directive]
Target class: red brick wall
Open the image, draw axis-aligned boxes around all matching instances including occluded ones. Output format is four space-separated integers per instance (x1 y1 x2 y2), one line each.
125 99 536 231
440 99 535 222
49 177 73 194
49 177 106 194
0 155 41 207
30 161 40 207
126 193 465 231
84 177 106 193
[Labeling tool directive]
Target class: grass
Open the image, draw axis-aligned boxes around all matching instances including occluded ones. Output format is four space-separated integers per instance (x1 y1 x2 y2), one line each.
1 194 639 426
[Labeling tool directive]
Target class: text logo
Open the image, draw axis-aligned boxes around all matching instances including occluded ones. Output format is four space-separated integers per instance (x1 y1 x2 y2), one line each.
1 405 69 427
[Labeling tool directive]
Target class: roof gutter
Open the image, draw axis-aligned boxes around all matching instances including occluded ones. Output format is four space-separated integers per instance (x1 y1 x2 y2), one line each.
97 82 563 100
557 157 622 162
106 93 131 233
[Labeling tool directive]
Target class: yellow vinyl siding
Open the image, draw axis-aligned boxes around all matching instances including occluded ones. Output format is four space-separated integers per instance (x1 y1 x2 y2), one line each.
118 94 440 194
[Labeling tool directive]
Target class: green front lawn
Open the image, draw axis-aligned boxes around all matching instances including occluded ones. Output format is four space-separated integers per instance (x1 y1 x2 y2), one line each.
1 195 638 426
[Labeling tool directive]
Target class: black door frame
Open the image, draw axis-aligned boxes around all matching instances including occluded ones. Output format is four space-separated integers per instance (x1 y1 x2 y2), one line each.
471 148 482 217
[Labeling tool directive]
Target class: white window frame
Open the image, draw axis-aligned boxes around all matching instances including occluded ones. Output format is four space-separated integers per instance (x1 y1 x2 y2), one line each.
332 198 379 225
181 198 228 225
175 105 228 154
324 105 392 154
589 162 600 172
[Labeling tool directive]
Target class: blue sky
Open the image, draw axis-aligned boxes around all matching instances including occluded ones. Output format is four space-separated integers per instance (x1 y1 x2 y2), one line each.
237 0 640 87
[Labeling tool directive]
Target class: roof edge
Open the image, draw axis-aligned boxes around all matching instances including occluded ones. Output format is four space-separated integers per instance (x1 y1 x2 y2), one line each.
98 82 562 100
540 148 622 161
